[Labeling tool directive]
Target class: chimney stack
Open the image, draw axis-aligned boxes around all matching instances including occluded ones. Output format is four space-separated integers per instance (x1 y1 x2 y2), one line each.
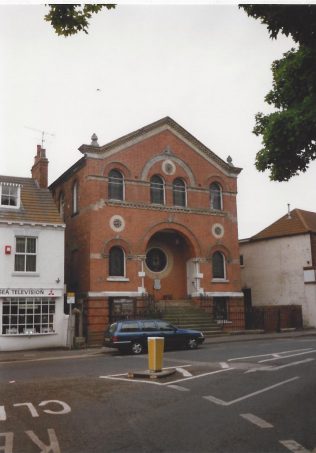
31 144 49 188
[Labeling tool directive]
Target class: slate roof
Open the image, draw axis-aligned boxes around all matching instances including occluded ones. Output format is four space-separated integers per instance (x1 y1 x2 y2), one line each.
0 176 63 225
250 209 316 242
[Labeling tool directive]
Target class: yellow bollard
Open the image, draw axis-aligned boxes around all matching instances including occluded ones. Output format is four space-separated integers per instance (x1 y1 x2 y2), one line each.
148 337 164 373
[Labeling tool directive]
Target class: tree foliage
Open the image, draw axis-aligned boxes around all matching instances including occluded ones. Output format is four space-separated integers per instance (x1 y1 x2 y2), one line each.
240 5 316 181
45 4 116 37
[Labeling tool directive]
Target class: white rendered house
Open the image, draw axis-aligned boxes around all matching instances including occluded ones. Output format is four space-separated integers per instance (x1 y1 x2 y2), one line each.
0 146 68 351
240 209 316 328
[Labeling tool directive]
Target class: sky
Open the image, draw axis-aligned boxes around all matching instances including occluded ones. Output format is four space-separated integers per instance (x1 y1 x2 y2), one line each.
1 3 315 239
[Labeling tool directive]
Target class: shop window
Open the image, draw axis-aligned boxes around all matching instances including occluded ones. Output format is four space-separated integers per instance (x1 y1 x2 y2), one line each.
0 183 20 208
210 182 223 210
212 251 226 279
14 237 37 272
108 170 124 200
109 246 125 277
2 298 55 335
173 178 186 207
150 175 165 204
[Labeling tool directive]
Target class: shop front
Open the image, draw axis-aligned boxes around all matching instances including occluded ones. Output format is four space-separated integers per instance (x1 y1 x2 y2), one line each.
0 288 69 351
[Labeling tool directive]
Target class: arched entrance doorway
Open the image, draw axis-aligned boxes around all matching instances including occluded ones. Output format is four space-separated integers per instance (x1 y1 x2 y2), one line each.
143 229 199 300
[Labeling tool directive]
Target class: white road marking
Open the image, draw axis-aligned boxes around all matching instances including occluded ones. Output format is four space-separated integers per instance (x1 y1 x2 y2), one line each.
163 367 234 385
220 362 230 369
228 348 313 362
100 366 234 386
240 413 273 428
0 405 6 421
175 367 193 377
204 376 300 406
280 440 311 453
272 358 315 369
101 364 192 378
245 358 314 373
167 385 190 392
100 375 163 386
259 350 316 363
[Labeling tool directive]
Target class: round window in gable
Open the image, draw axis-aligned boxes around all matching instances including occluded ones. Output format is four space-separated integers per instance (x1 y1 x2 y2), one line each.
110 215 125 232
212 223 224 239
145 248 167 273
162 159 176 176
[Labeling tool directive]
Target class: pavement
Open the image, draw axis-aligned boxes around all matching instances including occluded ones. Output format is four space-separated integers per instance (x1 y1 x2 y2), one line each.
1 328 316 363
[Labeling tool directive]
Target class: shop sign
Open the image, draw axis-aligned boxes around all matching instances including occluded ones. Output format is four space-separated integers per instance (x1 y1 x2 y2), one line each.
0 288 59 297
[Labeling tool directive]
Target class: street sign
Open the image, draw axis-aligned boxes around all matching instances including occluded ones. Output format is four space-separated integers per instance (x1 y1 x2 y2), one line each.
67 292 75 304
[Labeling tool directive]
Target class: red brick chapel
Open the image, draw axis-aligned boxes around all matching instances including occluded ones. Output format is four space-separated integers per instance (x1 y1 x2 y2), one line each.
50 117 244 345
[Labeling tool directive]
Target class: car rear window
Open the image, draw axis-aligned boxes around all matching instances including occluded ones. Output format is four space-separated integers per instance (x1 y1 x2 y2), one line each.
108 323 117 334
120 321 140 332
156 321 174 331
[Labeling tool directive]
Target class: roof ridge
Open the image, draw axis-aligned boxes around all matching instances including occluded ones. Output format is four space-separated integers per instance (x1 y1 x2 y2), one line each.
78 116 242 176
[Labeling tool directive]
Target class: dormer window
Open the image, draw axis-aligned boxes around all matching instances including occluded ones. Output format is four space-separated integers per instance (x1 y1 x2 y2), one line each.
0 183 21 209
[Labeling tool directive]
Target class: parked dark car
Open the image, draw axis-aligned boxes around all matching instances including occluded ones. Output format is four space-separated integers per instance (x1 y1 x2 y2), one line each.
104 319 205 354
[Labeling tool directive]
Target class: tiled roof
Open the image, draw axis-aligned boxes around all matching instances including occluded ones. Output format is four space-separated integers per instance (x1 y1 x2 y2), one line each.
250 209 316 241
0 176 63 225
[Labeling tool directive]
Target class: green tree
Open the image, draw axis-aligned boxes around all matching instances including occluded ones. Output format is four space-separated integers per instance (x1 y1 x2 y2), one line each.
45 4 116 37
240 5 316 181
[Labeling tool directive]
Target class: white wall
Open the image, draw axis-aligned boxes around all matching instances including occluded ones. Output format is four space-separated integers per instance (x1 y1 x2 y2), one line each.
240 234 316 327
0 223 69 351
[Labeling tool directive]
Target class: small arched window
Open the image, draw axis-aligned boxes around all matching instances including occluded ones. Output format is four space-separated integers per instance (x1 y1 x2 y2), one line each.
212 251 226 279
72 182 78 214
109 246 125 277
108 170 124 201
210 182 222 210
173 178 186 207
150 175 165 204
59 192 65 220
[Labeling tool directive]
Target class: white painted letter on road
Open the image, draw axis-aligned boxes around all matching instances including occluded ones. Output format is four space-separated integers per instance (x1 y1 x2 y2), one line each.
25 429 61 453
0 432 13 453
39 401 71 416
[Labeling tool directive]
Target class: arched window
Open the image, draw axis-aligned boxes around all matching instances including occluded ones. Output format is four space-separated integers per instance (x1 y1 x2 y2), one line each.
59 192 65 220
212 251 226 279
72 182 78 214
210 182 222 210
109 246 125 277
150 175 165 204
173 178 186 207
108 170 124 201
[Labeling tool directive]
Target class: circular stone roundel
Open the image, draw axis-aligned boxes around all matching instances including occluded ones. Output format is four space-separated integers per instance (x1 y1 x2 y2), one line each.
212 223 224 239
162 159 176 175
110 215 125 232
145 247 167 273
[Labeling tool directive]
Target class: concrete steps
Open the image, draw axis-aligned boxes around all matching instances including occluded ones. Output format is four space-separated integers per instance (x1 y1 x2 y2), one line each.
158 299 222 337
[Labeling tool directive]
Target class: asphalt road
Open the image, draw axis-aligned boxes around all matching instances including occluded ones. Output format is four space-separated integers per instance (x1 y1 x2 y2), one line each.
1 336 316 453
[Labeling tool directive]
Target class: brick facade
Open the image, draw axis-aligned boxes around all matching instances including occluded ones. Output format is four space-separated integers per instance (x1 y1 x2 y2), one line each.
50 117 244 345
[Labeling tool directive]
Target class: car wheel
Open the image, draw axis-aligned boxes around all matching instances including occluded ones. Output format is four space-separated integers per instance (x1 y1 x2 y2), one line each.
187 338 198 350
131 341 144 355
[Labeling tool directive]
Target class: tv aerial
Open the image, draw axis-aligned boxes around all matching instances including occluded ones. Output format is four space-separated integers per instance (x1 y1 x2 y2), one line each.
25 126 55 148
